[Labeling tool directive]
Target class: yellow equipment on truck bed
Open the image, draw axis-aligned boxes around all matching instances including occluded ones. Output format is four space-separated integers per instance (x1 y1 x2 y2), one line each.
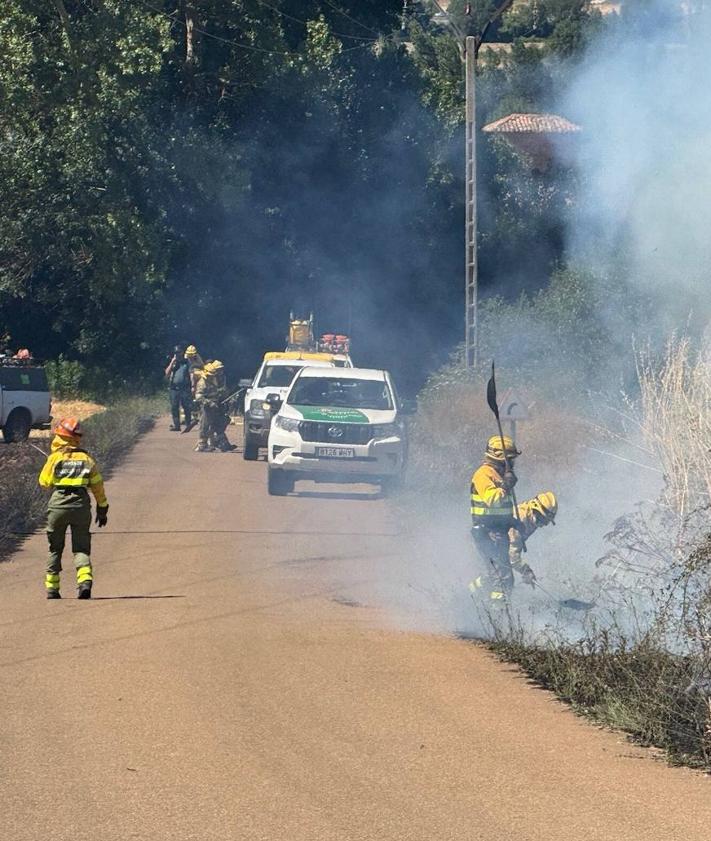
263 351 351 367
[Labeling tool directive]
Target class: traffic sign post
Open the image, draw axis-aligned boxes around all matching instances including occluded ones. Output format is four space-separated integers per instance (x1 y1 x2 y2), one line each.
498 389 529 440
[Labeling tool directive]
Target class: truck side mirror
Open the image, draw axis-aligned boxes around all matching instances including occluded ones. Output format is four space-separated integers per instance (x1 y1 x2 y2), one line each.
265 393 283 411
238 378 252 388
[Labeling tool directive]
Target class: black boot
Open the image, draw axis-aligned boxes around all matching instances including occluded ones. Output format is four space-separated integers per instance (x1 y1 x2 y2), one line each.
46 589 61 600
77 581 93 600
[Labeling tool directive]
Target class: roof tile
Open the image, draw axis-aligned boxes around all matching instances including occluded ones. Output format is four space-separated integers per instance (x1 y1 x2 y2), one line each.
482 113 581 134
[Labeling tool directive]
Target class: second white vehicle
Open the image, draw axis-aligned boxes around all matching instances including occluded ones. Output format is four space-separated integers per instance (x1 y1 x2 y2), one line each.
0 360 51 442
241 354 343 460
266 366 408 496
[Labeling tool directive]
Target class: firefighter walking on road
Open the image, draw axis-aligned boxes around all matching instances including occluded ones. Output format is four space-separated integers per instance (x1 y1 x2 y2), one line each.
38 418 109 600
194 360 233 452
469 435 521 602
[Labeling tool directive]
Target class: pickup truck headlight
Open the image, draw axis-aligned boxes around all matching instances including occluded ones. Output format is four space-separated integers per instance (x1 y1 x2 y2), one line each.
249 399 266 418
274 415 300 433
372 423 400 438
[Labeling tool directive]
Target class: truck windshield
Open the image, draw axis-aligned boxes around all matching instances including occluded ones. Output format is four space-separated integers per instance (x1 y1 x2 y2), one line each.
288 377 392 410
258 365 302 388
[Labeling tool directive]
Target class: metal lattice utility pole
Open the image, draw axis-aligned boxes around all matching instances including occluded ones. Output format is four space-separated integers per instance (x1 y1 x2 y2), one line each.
427 1 513 368
464 35 477 369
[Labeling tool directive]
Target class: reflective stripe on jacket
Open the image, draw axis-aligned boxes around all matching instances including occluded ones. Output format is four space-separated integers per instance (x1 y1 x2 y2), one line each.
38 435 108 506
470 462 515 528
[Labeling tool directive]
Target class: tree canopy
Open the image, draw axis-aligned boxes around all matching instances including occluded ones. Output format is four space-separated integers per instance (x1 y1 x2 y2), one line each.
0 0 653 391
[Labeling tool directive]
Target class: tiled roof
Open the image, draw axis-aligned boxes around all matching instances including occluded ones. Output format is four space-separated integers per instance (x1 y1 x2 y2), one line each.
482 113 582 134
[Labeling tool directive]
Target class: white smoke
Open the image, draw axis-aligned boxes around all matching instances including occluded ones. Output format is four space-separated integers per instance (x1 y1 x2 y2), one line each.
287 4 711 642
562 0 711 331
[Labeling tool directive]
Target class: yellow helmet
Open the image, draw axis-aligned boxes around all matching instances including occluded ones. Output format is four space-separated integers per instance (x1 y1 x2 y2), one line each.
485 435 521 462
205 360 224 375
185 344 198 357
528 491 557 524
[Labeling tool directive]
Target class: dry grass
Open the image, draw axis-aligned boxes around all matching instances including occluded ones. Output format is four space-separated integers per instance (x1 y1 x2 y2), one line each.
491 628 711 769
30 398 106 439
638 337 711 518
408 371 609 494
599 337 711 604
51 398 105 421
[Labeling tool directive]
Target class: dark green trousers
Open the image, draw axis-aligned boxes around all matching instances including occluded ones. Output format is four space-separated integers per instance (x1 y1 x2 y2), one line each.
470 525 514 599
45 505 92 590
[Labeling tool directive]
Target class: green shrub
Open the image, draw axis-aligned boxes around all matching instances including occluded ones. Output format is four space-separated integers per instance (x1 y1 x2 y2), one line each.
46 356 163 402
474 264 640 397
45 356 86 398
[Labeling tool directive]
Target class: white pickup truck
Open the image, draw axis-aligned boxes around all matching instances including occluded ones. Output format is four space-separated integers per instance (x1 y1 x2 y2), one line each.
0 363 51 442
241 354 344 460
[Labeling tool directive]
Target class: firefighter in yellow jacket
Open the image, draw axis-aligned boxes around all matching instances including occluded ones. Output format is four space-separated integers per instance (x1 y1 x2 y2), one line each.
185 344 205 396
507 492 558 587
38 418 109 599
194 361 232 452
469 434 521 601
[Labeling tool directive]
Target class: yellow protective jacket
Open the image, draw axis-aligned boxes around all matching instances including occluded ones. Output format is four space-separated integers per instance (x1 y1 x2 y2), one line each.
38 435 108 506
195 374 225 406
508 507 537 570
470 461 516 530
189 355 206 391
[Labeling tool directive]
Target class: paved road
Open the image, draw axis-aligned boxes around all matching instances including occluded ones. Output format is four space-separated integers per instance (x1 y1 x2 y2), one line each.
1 423 709 841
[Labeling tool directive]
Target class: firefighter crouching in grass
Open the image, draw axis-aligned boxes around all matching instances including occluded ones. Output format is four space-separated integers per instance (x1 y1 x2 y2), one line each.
469 435 521 602
508 492 558 584
194 360 233 452
38 418 108 599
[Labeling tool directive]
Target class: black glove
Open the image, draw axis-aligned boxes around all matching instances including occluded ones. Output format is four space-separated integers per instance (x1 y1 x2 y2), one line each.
95 505 109 528
502 470 518 491
520 564 536 587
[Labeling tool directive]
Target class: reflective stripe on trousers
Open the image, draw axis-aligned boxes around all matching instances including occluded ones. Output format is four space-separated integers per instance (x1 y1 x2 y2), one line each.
469 575 507 601
46 506 93 582
45 572 61 592
470 526 514 599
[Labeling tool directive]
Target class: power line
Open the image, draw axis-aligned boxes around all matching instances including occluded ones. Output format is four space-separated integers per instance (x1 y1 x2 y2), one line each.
137 0 384 57
320 0 382 37
137 0 300 56
253 0 376 41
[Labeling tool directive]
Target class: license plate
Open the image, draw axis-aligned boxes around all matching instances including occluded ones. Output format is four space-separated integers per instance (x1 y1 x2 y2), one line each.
316 447 355 458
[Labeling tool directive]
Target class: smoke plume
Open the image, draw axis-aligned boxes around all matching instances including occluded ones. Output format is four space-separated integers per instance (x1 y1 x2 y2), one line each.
562 0 711 335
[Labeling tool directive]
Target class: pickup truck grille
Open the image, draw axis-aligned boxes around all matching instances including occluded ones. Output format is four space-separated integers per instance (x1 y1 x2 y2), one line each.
299 421 373 445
